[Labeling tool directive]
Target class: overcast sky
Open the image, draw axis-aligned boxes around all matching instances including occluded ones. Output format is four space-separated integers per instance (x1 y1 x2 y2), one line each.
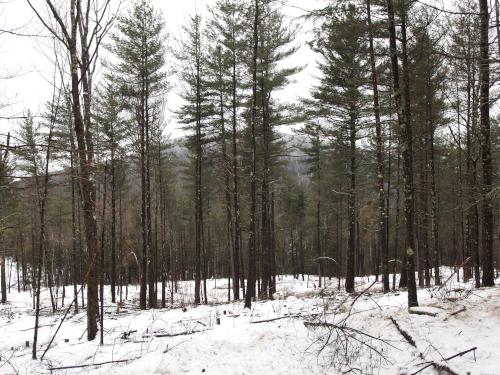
0 0 322 139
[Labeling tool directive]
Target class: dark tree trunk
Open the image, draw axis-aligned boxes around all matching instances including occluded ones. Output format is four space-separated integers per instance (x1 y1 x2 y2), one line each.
194 19 203 305
100 165 108 345
33 123 54 359
316 159 322 289
110 144 116 303
386 0 417 306
345 111 356 293
428 81 440 286
139 89 147 309
479 0 495 287
400 0 418 307
231 45 242 300
0 255 5 304
366 0 388 292
70 131 79 313
245 0 259 309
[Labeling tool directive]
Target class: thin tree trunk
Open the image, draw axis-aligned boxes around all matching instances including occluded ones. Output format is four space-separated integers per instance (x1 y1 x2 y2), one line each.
100 165 108 345
346 110 356 293
33 122 54 359
194 18 203 305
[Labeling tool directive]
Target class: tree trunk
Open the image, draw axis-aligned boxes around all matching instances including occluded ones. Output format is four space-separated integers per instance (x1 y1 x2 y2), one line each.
194 19 203 305
479 0 495 287
386 0 418 306
366 0 388 292
110 143 116 303
245 0 259 309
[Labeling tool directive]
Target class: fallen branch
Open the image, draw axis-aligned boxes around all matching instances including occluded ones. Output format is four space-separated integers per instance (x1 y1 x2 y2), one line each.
390 317 416 347
350 280 377 307
41 290 83 360
145 328 212 338
438 257 471 289
20 324 55 332
442 346 477 362
251 314 299 324
449 307 466 317
304 321 392 347
411 347 477 375
121 330 137 339
48 357 140 372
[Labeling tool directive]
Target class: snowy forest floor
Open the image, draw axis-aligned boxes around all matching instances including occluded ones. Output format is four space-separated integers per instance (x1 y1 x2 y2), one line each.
0 268 499 374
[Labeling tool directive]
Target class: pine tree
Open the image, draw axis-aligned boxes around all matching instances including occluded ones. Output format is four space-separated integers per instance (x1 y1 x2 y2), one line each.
176 14 213 305
207 0 247 301
109 0 167 308
310 2 369 293
385 0 418 307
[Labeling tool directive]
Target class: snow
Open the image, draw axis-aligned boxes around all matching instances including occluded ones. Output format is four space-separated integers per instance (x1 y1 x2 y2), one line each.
0 268 499 374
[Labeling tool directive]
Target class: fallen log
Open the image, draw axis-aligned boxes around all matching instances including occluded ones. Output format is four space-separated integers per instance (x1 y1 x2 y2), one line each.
408 307 438 317
390 317 416 347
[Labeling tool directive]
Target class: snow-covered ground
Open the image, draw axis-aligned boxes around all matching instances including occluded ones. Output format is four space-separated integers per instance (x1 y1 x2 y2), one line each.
0 269 498 374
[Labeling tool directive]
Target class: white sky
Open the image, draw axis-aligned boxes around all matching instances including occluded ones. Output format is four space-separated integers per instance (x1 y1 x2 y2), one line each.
0 0 322 139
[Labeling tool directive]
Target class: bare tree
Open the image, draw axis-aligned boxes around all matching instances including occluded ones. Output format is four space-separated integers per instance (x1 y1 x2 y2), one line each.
26 0 117 340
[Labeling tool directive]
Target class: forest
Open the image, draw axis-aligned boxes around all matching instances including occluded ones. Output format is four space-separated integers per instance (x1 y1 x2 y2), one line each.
0 0 498 373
